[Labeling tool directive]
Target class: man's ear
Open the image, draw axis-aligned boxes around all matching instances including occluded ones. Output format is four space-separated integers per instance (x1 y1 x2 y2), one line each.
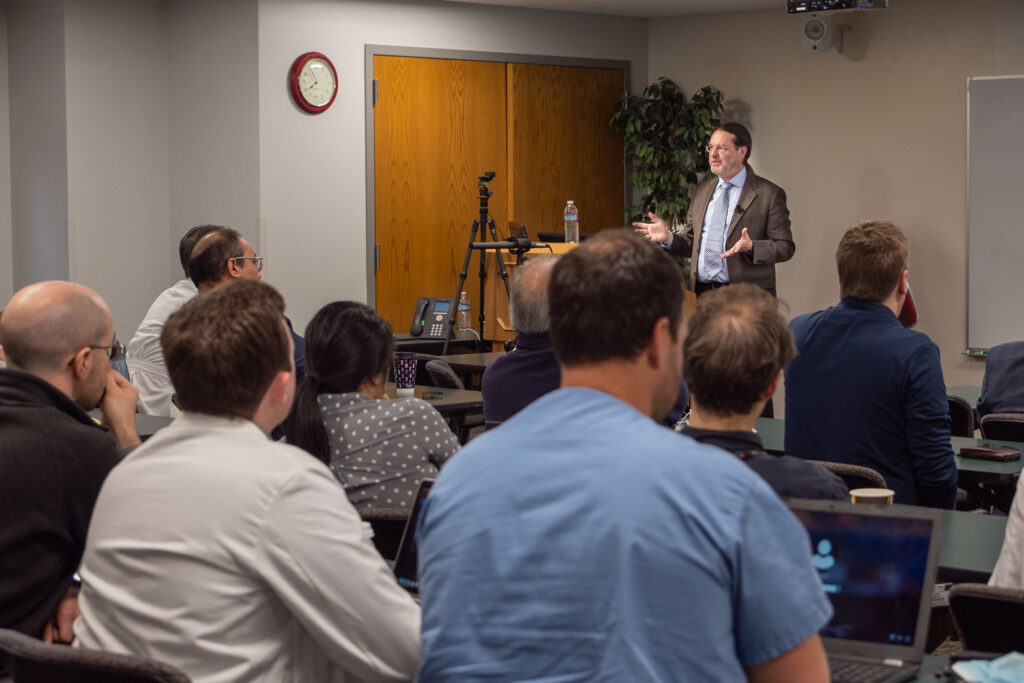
763 369 783 400
68 346 92 381
226 257 242 280
646 316 673 370
897 269 910 295
269 369 293 406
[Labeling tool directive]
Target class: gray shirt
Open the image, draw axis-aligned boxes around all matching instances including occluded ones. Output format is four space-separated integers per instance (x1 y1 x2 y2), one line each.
319 392 459 509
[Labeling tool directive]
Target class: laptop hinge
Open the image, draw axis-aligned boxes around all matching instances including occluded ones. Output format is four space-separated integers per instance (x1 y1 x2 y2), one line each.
882 658 905 667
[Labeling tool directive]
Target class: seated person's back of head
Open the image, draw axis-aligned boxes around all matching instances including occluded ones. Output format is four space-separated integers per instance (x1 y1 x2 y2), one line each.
681 283 848 501
416 230 832 683
784 220 957 508
282 301 458 509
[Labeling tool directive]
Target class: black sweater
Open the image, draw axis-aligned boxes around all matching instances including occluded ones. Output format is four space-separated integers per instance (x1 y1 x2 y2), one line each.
0 368 122 637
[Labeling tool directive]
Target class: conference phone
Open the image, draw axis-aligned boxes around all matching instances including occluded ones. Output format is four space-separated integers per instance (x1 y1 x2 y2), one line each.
410 297 455 338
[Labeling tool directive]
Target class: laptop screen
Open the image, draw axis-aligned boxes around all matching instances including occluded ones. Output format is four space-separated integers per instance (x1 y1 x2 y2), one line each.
786 499 944 661
393 479 433 592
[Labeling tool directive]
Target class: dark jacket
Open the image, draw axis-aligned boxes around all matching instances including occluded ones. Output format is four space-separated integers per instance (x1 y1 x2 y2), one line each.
785 298 957 508
0 368 122 637
481 332 561 424
682 426 848 501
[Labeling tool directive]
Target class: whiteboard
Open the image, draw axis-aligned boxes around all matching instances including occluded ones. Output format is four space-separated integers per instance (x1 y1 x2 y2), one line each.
967 75 1024 351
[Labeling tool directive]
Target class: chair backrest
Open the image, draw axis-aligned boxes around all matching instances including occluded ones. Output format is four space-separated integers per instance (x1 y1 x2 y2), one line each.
948 583 1024 653
947 394 976 437
425 359 464 390
0 629 192 683
980 413 1024 441
805 460 887 491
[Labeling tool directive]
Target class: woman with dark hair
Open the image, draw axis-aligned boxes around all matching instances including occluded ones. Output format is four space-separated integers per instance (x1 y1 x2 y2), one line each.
282 301 459 508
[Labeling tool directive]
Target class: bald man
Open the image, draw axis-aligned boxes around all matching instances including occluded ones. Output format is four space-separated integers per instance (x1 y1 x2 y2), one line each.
0 281 140 644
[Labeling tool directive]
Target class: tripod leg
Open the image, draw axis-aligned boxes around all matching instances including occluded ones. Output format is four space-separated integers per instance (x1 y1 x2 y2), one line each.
488 219 513 299
443 219 481 356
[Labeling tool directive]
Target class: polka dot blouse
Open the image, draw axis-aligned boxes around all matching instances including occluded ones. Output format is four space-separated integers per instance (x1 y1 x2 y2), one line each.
317 392 459 509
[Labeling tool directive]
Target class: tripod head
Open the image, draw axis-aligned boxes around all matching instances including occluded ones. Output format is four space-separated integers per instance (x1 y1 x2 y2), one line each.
477 171 495 224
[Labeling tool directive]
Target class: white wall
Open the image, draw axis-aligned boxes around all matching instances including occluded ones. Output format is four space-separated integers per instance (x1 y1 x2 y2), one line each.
167 0 260 273
65 0 171 338
8 0 69 288
649 0 1024 392
0 0 13 304
257 0 649 331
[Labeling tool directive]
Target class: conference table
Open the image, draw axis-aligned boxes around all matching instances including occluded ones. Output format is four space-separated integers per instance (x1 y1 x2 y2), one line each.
393 329 482 355
87 410 173 440
755 417 1023 513
439 351 506 388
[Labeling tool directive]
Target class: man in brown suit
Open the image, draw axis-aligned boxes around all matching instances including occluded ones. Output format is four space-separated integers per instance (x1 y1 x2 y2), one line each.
635 122 794 296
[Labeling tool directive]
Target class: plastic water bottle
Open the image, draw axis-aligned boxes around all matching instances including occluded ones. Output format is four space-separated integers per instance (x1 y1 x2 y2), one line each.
457 291 472 329
563 201 579 244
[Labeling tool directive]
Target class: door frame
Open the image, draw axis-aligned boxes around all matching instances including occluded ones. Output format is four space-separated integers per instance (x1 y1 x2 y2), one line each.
364 44 631 306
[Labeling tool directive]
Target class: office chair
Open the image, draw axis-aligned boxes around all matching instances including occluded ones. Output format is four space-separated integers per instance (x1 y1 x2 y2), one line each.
947 394 976 437
424 359 464 390
948 583 1024 653
980 413 1024 442
805 460 886 491
0 628 192 683
423 359 483 443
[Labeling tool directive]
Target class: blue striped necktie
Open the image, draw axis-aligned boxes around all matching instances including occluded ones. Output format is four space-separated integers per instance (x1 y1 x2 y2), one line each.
701 182 732 281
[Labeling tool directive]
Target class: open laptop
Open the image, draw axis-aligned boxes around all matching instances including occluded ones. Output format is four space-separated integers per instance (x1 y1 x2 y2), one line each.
786 499 945 683
392 478 434 597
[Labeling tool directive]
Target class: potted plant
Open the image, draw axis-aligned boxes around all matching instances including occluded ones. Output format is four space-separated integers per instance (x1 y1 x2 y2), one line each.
610 78 724 228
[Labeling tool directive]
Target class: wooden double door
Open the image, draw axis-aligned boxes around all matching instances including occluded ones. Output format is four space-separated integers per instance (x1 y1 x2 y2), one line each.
373 55 625 338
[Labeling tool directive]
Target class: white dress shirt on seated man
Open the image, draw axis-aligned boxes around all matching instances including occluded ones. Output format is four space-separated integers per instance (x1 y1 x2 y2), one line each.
126 278 197 416
74 412 421 683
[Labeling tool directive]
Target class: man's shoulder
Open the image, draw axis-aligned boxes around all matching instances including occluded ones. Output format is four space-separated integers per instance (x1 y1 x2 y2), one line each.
746 169 783 191
988 341 1024 366
746 454 849 501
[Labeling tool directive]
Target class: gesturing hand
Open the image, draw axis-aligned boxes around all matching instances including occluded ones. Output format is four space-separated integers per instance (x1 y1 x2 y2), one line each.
633 213 671 245
721 228 753 258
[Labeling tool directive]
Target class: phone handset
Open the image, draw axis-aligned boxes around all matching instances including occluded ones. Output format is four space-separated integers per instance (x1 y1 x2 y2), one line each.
410 298 429 336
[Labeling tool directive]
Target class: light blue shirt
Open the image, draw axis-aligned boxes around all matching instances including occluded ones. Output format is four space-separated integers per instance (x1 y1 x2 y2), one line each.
416 387 832 682
697 166 746 283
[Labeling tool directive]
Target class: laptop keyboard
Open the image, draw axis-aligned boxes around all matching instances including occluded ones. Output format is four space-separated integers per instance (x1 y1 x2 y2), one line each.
828 658 909 683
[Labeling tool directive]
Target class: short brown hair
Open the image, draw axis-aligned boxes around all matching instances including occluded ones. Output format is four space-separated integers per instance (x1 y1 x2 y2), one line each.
836 220 908 301
549 230 684 366
162 279 291 419
717 122 752 164
683 283 794 417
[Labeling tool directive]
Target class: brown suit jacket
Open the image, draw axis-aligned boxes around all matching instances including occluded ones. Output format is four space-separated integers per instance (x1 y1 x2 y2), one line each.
668 169 794 294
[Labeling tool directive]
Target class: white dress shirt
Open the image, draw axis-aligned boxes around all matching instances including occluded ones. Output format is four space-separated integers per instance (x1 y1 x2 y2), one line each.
126 279 197 416
75 412 421 683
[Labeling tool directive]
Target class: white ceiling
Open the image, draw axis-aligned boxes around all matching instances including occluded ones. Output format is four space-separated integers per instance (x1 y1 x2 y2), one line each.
440 0 782 19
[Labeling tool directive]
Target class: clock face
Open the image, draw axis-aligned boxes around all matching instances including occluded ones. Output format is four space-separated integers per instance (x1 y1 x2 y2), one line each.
289 52 338 113
299 59 336 107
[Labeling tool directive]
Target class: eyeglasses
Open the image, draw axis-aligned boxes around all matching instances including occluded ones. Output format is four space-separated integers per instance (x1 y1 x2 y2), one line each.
88 339 125 361
233 256 264 272
706 145 735 153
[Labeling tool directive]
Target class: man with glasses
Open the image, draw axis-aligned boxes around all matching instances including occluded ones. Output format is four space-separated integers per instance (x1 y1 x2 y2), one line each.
635 122 794 297
127 225 220 416
189 226 304 377
0 281 141 645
